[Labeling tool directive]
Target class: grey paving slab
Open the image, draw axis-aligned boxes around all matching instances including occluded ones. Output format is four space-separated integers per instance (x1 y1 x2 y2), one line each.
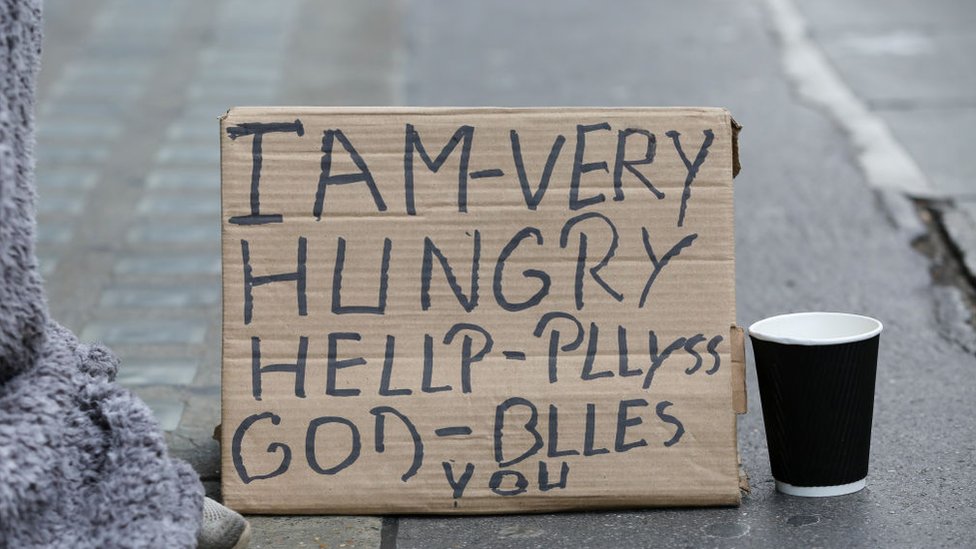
280 0 403 105
41 100 133 118
37 121 124 141
36 191 86 216
117 358 200 386
35 0 107 100
51 78 145 97
35 144 110 164
195 64 282 84
80 318 208 345
87 42 173 61
60 62 153 81
92 7 178 32
155 144 221 165
165 121 218 141
99 285 220 308
35 223 74 245
189 82 277 101
146 169 219 190
136 194 220 216
49 82 141 102
246 516 382 549
183 104 241 121
114 254 221 276
126 222 221 245
35 170 98 190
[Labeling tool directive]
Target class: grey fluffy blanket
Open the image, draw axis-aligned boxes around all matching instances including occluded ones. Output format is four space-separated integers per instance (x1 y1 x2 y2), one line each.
0 1 203 547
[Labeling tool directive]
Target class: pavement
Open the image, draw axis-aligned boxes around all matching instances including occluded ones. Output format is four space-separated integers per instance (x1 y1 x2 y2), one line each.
33 0 975 547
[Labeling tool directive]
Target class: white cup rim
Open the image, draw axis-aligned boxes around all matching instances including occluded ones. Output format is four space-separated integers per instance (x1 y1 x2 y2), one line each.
748 312 883 346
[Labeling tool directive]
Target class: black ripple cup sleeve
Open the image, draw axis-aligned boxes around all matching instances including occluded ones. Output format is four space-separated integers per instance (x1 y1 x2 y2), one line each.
749 312 882 497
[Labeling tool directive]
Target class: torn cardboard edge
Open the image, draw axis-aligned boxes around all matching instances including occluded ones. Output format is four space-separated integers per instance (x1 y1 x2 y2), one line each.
731 325 748 414
739 461 751 494
731 324 750 494
731 119 747 494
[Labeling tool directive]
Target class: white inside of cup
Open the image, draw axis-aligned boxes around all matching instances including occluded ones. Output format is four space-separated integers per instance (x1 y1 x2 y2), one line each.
748 312 883 346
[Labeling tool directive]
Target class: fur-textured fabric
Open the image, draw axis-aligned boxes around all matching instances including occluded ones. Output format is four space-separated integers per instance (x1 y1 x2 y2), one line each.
0 1 203 547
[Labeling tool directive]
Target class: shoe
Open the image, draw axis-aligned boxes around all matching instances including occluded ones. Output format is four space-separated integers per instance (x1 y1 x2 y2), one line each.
198 497 251 549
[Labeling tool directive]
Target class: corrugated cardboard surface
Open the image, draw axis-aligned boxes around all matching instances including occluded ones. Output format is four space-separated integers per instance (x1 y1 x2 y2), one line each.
220 107 739 514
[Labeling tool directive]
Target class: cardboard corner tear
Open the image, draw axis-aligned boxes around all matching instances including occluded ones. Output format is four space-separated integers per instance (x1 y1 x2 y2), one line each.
738 455 751 494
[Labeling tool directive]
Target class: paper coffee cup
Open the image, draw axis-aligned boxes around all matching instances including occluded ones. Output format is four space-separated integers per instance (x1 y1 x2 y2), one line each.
749 312 882 497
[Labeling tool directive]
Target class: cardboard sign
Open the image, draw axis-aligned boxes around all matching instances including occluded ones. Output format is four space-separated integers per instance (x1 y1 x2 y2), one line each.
220 107 743 514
